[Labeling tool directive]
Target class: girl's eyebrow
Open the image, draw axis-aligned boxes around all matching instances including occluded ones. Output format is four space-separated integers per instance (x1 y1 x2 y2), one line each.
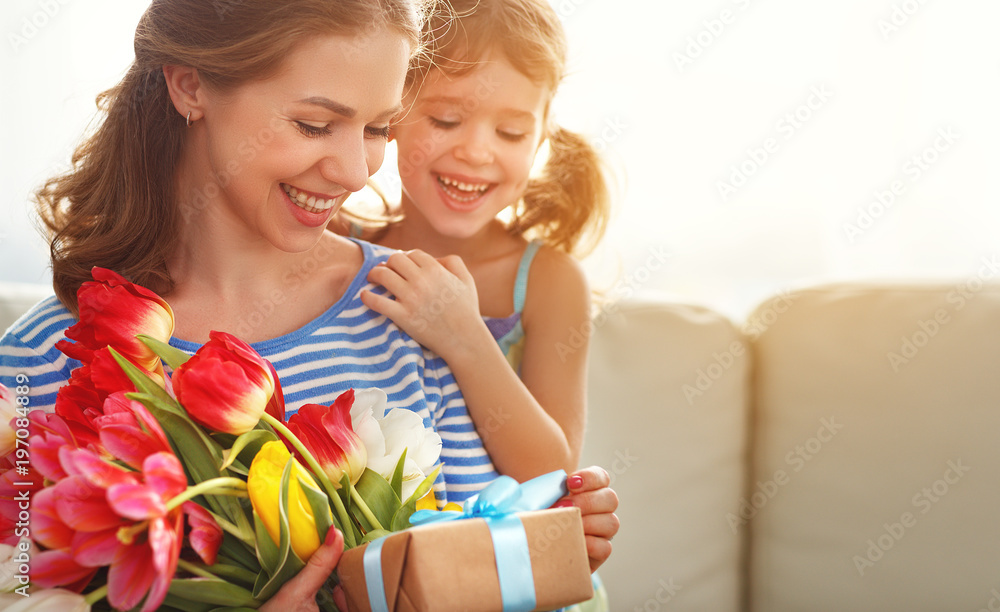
295 96 403 122
420 95 535 121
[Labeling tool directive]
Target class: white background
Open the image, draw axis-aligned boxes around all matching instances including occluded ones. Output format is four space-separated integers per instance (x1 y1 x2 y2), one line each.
2 0 999 319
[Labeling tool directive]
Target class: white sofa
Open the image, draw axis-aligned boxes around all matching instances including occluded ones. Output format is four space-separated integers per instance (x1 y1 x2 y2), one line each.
584 282 1000 611
4 280 1000 611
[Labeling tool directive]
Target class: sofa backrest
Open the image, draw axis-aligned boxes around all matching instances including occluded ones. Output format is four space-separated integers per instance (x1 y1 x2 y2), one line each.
582 300 749 612
748 283 1000 611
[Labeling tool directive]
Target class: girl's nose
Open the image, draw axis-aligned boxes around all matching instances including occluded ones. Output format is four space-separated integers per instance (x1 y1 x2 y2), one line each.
453 126 494 166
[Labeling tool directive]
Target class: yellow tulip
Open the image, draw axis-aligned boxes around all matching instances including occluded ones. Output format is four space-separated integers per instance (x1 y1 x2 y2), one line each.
248 441 330 561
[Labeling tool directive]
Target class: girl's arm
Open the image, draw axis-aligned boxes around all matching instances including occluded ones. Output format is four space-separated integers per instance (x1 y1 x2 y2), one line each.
362 247 588 480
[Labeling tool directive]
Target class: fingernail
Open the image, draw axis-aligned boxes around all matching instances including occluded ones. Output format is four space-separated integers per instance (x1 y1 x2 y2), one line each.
567 475 584 490
553 499 574 508
324 527 340 546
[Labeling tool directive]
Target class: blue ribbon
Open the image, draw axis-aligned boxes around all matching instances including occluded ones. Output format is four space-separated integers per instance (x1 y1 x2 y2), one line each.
363 470 568 612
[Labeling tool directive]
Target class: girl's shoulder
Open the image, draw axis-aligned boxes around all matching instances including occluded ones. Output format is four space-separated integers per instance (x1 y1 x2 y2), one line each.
521 243 589 324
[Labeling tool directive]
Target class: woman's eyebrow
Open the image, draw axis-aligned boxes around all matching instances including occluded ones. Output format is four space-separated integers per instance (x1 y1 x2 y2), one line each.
295 97 403 121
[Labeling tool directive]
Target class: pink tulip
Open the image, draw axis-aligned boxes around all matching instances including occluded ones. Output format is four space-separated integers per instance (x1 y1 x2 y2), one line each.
172 331 276 434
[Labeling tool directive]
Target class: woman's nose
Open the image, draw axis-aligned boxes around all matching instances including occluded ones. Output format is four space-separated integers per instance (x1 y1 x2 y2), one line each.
318 133 370 193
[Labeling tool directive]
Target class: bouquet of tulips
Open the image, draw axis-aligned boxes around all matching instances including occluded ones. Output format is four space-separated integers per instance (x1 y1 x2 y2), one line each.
0 268 445 611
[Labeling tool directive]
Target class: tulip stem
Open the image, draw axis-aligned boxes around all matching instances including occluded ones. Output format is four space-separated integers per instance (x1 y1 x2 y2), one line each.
84 585 109 605
350 486 384 532
261 413 357 548
209 511 255 544
165 477 248 513
177 558 220 580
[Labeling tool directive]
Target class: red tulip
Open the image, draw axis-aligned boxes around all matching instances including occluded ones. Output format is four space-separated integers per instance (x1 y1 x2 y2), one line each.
285 390 367 487
172 331 276 434
94 392 171 470
62 267 174 376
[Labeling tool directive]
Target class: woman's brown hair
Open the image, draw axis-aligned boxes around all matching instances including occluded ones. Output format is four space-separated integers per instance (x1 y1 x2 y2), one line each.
37 0 431 315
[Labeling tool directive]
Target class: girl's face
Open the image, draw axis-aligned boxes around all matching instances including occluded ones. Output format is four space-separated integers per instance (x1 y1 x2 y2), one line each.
191 31 409 252
392 54 550 240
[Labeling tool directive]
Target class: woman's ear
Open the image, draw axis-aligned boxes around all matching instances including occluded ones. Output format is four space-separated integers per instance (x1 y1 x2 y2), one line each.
162 65 205 124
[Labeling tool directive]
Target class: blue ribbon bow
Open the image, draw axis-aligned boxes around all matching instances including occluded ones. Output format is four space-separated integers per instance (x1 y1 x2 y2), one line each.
362 470 568 612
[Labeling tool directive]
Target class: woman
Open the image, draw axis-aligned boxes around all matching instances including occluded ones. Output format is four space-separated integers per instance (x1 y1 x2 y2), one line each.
0 0 618 608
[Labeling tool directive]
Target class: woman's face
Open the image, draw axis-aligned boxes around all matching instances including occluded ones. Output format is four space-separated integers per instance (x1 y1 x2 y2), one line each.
189 30 409 251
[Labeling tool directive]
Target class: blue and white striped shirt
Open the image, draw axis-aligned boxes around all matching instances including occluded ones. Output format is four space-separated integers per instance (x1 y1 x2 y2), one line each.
0 240 499 503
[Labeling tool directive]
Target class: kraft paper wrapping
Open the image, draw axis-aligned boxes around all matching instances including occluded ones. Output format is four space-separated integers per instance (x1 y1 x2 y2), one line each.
338 507 593 611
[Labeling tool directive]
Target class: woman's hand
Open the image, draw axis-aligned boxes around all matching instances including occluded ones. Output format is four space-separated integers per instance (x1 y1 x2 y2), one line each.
260 528 349 612
363 250 486 361
554 466 620 572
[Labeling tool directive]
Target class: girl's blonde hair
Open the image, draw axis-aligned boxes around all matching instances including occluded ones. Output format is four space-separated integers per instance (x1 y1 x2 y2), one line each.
357 0 610 255
36 0 430 315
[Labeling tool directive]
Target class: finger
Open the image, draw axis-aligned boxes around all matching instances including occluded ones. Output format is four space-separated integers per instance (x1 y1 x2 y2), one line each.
585 535 613 572
383 251 422 280
580 511 620 541
295 528 345 595
360 289 407 322
558 487 619 517
367 264 409 296
436 254 474 284
333 585 350 611
567 466 611 493
404 249 439 268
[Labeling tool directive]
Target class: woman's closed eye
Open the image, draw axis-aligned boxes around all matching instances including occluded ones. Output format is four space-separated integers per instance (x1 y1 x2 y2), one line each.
365 125 392 140
295 121 331 138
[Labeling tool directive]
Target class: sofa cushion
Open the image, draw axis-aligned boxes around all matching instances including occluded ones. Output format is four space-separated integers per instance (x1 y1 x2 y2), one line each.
583 300 749 612
749 283 1000 611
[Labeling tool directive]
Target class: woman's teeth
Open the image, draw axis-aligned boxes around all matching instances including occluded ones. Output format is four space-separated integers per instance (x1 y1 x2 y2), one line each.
282 184 337 213
437 176 490 202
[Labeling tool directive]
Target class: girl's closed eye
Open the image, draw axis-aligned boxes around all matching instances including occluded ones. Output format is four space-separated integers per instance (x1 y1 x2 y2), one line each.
428 116 460 130
497 129 527 143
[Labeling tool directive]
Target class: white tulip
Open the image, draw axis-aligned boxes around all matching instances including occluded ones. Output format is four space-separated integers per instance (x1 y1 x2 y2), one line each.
349 388 442 501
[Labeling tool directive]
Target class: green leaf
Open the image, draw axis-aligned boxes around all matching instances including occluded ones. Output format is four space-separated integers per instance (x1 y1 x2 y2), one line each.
361 528 392 544
137 334 191 370
391 499 417 532
252 458 306 602
354 469 401 532
300 474 334 544
194 562 259 588
109 347 177 409
222 430 278 471
160 594 218 612
166 578 259 608
390 448 407 500
401 464 441 508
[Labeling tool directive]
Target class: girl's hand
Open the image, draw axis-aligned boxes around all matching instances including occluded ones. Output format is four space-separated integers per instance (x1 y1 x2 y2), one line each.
363 250 486 360
554 466 620 572
260 528 349 612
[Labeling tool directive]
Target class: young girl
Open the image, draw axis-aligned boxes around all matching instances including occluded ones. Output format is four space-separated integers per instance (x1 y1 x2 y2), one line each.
339 0 610 485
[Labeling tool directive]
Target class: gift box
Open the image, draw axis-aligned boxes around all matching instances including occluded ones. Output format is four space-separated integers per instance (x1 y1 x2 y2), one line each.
338 507 593 611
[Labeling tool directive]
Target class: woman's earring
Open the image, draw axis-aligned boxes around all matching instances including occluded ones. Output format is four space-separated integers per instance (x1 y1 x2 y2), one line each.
186 111 192 128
